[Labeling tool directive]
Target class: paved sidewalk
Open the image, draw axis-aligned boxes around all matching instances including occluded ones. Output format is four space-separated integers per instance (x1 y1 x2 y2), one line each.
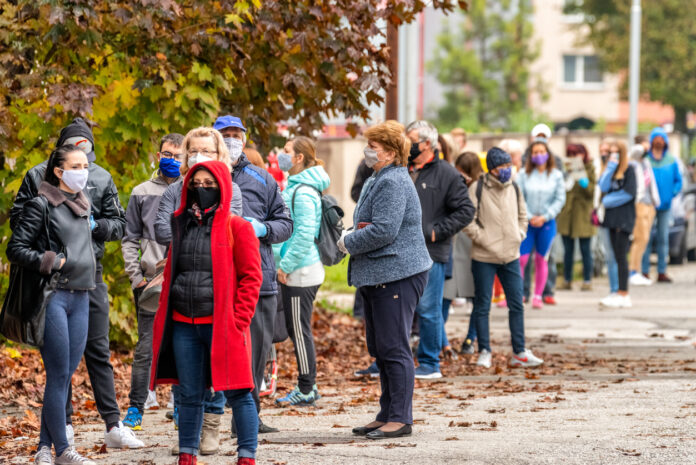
11 264 696 464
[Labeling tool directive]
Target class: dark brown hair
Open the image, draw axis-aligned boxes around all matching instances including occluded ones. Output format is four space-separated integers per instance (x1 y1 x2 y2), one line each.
525 140 555 175
454 151 483 184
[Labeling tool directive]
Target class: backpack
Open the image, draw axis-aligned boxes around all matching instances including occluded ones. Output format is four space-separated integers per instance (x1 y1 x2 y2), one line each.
291 183 346 266
475 174 520 228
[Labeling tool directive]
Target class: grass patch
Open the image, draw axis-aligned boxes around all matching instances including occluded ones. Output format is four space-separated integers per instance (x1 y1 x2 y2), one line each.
316 297 352 315
320 258 354 294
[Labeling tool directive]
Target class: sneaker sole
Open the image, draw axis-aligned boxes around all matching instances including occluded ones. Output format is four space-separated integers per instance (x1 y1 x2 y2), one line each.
414 372 443 379
276 401 317 407
509 362 543 368
353 372 380 378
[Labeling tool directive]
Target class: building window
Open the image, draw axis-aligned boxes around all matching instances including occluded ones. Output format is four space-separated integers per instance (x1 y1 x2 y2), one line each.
562 0 584 23
562 55 603 88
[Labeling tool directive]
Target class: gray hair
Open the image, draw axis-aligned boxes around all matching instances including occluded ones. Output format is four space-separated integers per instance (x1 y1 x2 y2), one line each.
498 139 523 155
406 120 439 148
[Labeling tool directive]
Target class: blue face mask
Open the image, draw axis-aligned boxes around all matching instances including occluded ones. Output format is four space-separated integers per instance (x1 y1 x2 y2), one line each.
497 167 512 183
159 157 181 178
277 152 293 172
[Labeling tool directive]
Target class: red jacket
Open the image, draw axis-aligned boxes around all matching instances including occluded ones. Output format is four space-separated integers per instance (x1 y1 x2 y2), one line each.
149 160 262 392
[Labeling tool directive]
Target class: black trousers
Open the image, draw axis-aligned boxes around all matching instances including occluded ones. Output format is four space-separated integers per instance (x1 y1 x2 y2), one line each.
66 265 120 427
281 284 320 394
250 295 277 412
360 270 428 425
128 287 156 413
610 229 631 292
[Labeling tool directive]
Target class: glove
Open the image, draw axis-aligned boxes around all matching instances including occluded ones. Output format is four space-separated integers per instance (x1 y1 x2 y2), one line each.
578 177 589 189
89 215 97 231
337 230 351 255
243 216 267 238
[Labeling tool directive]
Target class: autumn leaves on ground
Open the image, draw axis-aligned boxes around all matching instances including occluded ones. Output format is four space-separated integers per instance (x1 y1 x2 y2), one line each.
2 300 696 462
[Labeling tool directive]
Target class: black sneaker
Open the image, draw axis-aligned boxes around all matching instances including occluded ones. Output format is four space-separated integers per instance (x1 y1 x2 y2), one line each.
459 338 475 355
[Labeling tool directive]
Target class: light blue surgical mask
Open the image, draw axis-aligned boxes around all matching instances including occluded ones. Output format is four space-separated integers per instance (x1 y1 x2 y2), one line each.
277 152 293 172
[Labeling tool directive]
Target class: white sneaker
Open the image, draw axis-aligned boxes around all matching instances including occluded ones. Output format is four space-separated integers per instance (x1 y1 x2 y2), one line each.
104 422 144 449
509 349 544 368
616 294 632 308
167 391 174 409
144 390 159 410
629 273 652 286
35 446 53 465
477 349 492 368
600 294 621 308
54 447 95 465
65 424 74 447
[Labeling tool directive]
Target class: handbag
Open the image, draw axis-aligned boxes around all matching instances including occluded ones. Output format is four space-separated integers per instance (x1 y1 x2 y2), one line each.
137 259 167 313
0 197 57 347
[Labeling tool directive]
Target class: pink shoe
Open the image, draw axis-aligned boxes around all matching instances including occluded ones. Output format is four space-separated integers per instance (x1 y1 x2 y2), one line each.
496 299 507 308
532 296 543 309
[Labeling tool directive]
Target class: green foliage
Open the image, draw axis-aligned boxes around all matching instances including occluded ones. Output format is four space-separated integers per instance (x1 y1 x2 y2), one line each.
320 259 354 294
429 0 541 131
0 1 461 347
571 0 696 132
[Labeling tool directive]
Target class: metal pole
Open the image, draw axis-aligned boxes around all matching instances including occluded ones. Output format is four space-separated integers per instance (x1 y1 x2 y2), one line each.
386 23 399 121
628 0 642 143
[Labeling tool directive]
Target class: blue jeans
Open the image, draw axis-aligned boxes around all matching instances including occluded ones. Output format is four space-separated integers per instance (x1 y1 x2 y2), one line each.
39 290 89 456
471 259 525 354
600 227 619 293
441 299 451 349
172 322 257 458
415 262 444 371
642 208 671 275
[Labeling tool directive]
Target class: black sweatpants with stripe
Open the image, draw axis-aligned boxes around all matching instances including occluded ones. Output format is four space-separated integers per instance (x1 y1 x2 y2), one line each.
280 284 320 394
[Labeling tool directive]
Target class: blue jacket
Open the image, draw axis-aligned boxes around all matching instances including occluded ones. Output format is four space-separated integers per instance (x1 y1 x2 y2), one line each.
233 154 293 296
273 166 330 274
517 168 566 221
344 164 432 288
648 127 683 211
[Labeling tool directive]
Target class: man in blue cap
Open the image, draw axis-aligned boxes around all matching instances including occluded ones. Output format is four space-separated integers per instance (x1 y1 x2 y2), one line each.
198 115 292 452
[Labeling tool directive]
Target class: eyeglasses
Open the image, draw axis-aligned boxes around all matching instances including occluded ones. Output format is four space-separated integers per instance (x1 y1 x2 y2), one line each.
187 150 218 157
189 180 218 188
161 151 183 159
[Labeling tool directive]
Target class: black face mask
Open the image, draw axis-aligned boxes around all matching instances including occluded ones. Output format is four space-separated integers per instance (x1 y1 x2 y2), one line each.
409 141 423 163
192 187 220 210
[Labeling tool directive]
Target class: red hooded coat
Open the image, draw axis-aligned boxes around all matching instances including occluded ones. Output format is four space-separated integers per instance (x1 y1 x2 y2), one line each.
149 160 262 391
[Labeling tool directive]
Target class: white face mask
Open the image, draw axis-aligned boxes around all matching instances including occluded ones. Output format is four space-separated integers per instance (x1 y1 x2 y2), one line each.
364 147 380 168
187 153 213 168
60 168 89 192
224 137 244 163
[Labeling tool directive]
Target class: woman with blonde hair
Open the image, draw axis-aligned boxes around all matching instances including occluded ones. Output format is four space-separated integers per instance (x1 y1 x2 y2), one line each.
598 139 636 308
155 127 243 245
341 120 432 439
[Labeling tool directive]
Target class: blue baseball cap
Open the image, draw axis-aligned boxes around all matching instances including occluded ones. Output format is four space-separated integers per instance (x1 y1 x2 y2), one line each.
213 115 246 132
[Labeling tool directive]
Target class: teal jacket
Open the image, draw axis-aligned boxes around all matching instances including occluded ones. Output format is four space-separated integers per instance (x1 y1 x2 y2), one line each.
273 165 331 274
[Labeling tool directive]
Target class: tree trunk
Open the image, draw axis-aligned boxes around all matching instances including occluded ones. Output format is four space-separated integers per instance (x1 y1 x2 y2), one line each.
673 106 688 134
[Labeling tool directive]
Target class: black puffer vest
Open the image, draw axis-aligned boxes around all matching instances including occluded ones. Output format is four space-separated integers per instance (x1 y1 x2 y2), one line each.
169 210 215 319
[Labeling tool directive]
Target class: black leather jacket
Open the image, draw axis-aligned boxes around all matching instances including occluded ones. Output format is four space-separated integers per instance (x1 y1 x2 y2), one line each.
10 161 126 261
169 210 214 319
7 183 96 291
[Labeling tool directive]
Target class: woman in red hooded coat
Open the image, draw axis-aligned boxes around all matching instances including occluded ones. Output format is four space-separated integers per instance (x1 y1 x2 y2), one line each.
150 160 262 465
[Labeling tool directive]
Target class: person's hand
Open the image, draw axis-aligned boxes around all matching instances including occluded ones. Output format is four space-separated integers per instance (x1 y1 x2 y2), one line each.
337 230 351 254
530 216 545 227
578 177 589 189
277 269 288 284
136 279 147 288
243 216 267 238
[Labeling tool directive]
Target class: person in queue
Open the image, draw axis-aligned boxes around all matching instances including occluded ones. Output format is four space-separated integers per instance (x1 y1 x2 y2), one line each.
517 139 565 310
10 118 141 450
463 147 543 369
598 140 637 308
556 144 596 291
272 136 330 406
405 120 475 380
149 160 263 465
338 120 432 439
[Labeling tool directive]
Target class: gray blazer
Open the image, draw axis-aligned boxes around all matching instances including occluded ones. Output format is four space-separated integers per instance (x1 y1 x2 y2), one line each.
344 164 432 288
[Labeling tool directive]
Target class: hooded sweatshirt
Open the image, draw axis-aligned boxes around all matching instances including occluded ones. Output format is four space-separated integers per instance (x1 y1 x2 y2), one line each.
56 117 97 162
273 165 331 287
648 127 683 211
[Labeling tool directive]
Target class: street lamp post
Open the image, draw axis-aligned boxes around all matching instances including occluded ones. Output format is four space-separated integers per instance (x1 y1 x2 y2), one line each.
628 0 642 143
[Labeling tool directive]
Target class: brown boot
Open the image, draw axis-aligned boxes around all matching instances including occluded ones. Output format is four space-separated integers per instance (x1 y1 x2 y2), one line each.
199 412 221 455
